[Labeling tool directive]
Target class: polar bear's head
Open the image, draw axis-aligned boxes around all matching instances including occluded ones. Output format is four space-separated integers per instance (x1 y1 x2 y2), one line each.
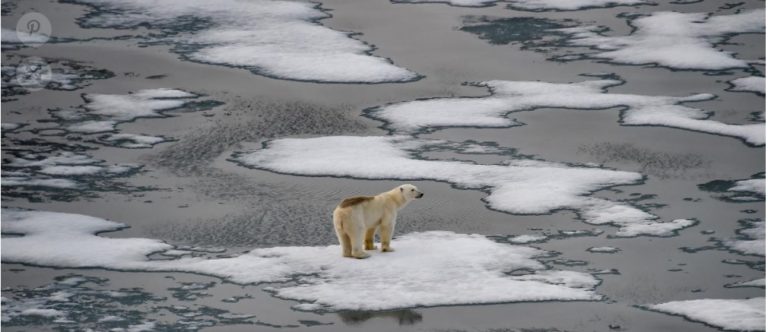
399 184 424 201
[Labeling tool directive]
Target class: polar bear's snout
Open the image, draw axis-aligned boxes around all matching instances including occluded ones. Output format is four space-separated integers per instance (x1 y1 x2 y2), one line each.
416 191 424 199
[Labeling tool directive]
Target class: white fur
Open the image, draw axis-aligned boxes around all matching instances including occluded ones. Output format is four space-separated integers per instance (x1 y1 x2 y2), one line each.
333 184 423 259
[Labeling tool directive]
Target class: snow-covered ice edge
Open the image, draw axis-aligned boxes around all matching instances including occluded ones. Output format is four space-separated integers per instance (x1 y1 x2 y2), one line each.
2 209 604 312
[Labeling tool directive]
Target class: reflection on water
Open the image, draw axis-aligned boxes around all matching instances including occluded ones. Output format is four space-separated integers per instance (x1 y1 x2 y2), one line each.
337 309 423 326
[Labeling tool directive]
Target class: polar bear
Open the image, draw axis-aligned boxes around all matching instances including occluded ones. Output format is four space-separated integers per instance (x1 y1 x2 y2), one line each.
333 184 424 259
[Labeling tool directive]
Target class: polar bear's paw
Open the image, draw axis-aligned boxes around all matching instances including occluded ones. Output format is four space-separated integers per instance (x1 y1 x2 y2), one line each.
381 247 395 253
352 251 371 259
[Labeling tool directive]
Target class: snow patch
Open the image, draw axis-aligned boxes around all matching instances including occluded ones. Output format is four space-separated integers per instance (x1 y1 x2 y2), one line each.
233 135 694 237
507 234 548 244
1 209 602 311
725 278 765 288
559 10 765 70
645 298 765 331
392 0 648 9
368 78 764 146
729 76 765 95
69 0 418 83
723 220 765 256
587 246 620 253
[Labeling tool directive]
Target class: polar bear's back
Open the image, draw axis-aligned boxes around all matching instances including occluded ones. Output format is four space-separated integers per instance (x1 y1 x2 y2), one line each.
338 196 374 208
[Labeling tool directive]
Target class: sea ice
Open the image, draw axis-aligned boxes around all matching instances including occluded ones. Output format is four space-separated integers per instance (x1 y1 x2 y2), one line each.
725 278 765 288
233 135 695 237
723 219 765 256
506 0 649 11
645 297 765 331
93 133 172 149
368 78 764 146
67 0 418 83
729 179 766 196
507 234 548 244
61 89 197 133
2 209 602 311
558 9 765 70
2 150 139 191
587 246 620 253
392 0 648 9
728 76 766 95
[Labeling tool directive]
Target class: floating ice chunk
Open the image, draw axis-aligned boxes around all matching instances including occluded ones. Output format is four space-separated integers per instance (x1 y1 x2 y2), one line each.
699 175 765 202
2 209 601 311
2 209 171 267
7 151 98 167
233 135 693 236
84 89 195 121
559 10 765 70
38 165 104 176
69 0 418 83
506 0 649 11
614 219 697 237
20 308 65 317
2 123 22 132
645 298 765 331
95 133 172 149
1 177 80 189
392 0 648 9
723 220 765 256
558 229 604 237
507 234 548 244
369 78 764 146
587 246 620 253
729 179 766 196
509 270 601 289
725 278 765 288
52 89 218 140
393 0 498 7
729 76 766 95
65 120 119 134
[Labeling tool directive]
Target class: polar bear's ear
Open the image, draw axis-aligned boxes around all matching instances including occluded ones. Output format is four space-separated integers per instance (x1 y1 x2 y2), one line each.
400 187 404 192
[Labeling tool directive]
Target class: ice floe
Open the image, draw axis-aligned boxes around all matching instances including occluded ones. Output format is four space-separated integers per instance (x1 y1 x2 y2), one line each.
729 179 766 197
587 246 620 253
233 135 695 237
1 274 259 331
67 0 418 83
1 55 114 100
699 174 765 202
2 149 140 193
90 133 173 149
392 0 648 9
558 9 765 70
2 209 602 311
723 219 765 256
367 78 764 146
56 89 198 134
725 278 765 288
45 88 219 150
505 0 650 11
506 234 548 244
728 76 766 95
645 297 765 331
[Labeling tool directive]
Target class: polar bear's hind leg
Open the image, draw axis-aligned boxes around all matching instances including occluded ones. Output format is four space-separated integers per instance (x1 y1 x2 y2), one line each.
365 227 378 250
